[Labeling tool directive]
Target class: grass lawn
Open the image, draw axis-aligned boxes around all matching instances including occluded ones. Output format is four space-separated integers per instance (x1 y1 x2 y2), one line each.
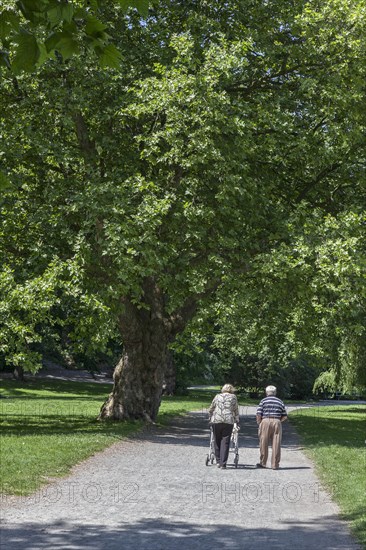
0 379 217 496
290 405 366 548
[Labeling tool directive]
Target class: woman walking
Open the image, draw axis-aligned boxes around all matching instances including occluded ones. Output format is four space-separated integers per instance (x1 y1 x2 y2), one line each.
208 384 240 469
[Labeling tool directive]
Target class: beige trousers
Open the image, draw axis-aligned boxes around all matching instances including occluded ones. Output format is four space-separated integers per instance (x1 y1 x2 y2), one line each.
258 418 282 468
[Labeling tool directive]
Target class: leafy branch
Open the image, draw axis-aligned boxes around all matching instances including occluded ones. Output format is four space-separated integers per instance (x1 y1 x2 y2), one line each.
0 0 151 73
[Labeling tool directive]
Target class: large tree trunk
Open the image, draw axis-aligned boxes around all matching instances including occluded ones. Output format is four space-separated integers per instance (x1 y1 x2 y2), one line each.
99 279 170 422
99 336 168 422
99 276 211 422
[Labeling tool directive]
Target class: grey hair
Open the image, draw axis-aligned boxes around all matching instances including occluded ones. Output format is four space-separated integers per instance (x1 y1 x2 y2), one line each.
265 385 277 395
221 384 236 394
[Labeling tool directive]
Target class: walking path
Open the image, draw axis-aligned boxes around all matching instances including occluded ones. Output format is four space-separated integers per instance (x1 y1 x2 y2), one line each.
0 406 362 550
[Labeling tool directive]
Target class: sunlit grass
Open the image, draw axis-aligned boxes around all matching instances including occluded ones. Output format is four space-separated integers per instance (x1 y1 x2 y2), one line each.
290 405 366 548
0 379 214 495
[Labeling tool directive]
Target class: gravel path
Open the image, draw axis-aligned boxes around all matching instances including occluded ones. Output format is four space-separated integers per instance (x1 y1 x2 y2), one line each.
0 406 362 550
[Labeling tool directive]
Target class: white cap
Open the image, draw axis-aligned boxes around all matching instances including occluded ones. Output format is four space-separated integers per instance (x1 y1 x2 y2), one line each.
266 385 276 394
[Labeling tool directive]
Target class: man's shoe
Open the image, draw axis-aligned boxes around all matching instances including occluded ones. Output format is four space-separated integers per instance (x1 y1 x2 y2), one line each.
256 463 266 468
221 464 226 469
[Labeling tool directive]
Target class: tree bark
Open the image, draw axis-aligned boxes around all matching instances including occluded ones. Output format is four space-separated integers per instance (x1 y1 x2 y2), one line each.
99 278 170 422
99 277 218 422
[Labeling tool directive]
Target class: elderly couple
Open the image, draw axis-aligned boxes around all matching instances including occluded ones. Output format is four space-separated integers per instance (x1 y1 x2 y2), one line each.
208 384 287 469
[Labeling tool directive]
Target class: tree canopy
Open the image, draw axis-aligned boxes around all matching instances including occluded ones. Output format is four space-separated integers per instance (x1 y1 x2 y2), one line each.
0 0 365 417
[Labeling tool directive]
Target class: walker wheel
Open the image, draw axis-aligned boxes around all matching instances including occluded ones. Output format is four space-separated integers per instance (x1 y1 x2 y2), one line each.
234 454 239 468
210 455 215 464
205 455 209 466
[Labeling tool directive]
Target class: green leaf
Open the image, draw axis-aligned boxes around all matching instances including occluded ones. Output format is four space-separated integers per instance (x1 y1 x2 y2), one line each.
45 30 79 58
16 0 49 22
85 15 107 38
46 6 63 28
47 3 75 28
0 10 20 40
54 36 79 59
98 43 122 69
11 30 40 73
36 41 48 66
44 30 64 52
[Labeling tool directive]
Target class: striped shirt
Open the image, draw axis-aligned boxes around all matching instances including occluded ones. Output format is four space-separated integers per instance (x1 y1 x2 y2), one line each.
256 396 287 420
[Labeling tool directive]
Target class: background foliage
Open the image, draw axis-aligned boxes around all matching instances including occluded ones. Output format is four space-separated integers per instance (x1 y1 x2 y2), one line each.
0 0 365 396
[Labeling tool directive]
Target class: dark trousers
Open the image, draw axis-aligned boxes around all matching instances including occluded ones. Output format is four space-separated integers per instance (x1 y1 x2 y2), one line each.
212 423 233 465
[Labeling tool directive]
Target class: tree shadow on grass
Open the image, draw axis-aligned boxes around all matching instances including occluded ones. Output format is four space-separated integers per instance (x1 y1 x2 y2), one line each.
0 412 141 438
321 407 366 414
0 378 112 398
0 516 361 550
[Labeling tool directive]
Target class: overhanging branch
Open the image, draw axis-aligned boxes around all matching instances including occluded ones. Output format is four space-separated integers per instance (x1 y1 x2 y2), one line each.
296 162 341 203
167 278 222 338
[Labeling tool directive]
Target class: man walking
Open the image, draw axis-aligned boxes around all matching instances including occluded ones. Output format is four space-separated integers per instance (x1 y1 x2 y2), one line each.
256 385 287 470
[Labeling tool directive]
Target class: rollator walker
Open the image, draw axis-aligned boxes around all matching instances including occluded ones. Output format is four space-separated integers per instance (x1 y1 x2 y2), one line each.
205 423 239 468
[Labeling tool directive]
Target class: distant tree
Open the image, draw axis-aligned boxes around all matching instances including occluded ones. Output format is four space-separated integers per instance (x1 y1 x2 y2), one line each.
214 211 366 391
215 352 318 399
313 370 338 398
